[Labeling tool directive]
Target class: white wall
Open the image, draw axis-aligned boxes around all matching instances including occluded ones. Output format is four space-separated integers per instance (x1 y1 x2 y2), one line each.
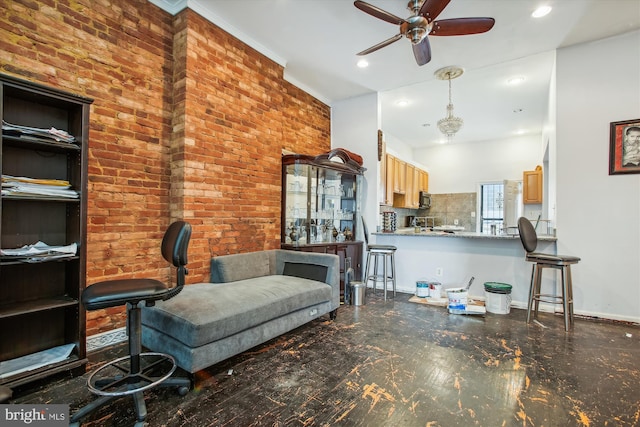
331 93 380 243
413 134 543 194
556 30 640 321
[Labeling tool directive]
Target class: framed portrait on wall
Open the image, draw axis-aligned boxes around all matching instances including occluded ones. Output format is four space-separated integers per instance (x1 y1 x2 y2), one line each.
609 119 640 175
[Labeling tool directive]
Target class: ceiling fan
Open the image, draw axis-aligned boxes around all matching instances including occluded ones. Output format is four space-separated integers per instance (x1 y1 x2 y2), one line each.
354 0 495 65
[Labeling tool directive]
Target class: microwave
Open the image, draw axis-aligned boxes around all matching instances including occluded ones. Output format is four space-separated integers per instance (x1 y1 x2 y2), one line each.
419 191 431 209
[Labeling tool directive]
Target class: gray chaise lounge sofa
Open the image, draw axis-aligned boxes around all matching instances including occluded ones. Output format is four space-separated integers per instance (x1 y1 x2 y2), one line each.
141 249 340 373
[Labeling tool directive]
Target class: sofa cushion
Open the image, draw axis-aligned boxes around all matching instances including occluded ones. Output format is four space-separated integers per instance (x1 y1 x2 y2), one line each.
141 275 332 348
210 251 271 283
282 262 328 283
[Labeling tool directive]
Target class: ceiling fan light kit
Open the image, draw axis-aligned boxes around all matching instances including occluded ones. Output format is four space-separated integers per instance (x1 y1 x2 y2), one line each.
354 0 495 65
435 66 464 140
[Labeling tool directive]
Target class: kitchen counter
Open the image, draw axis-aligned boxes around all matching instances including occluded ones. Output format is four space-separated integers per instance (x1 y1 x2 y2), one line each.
369 228 558 307
374 228 557 241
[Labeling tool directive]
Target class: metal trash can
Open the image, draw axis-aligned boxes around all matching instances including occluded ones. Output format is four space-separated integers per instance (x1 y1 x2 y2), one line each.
351 281 365 306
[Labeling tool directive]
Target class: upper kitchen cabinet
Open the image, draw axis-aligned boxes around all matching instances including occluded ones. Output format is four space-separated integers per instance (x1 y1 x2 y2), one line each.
381 152 429 208
382 153 395 206
523 165 543 204
394 158 406 194
0 73 91 388
418 169 429 193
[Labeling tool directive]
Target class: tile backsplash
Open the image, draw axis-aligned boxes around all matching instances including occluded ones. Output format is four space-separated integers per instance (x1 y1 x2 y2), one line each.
429 193 477 232
380 192 477 232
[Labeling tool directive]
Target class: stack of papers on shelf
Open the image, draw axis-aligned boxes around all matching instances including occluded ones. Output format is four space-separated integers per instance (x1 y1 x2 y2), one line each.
1 175 79 198
1 241 77 262
0 343 76 379
2 120 76 144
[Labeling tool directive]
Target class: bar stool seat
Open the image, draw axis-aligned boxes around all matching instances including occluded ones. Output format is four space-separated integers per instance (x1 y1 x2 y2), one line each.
361 217 397 301
518 217 580 331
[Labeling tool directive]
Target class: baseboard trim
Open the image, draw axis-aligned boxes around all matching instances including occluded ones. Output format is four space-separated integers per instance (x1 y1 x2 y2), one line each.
86 327 127 353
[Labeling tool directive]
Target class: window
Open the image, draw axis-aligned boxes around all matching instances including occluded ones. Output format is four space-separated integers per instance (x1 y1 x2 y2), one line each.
480 183 504 232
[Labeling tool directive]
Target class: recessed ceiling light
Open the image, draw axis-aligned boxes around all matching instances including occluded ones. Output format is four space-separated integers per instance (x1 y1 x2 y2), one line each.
507 76 525 85
357 59 369 68
515 129 527 135
395 99 409 107
532 5 551 18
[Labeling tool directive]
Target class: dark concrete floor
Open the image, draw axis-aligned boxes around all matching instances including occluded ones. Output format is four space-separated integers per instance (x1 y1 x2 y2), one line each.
8 291 640 426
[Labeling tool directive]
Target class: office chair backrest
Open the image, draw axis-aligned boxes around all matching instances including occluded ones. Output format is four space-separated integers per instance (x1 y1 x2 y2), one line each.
361 216 370 245
517 217 538 253
161 221 192 298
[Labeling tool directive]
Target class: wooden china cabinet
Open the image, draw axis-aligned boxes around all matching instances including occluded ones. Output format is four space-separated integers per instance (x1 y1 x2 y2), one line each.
281 149 366 300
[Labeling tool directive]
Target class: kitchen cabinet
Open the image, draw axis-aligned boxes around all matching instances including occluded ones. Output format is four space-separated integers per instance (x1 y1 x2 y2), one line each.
402 164 421 209
405 164 415 207
523 166 543 204
394 158 406 194
0 74 91 388
381 150 429 208
281 149 366 299
419 169 429 193
382 153 395 206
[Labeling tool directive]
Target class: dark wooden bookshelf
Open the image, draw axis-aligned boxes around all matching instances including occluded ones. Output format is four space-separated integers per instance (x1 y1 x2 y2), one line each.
0 73 92 389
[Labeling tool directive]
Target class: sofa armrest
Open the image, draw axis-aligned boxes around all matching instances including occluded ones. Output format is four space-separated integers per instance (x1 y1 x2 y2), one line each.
274 250 340 309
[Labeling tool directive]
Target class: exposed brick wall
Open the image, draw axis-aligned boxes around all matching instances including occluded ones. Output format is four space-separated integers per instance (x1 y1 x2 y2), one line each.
0 0 331 336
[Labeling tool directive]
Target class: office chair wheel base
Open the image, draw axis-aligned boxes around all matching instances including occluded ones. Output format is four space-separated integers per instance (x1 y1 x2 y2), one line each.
88 352 177 397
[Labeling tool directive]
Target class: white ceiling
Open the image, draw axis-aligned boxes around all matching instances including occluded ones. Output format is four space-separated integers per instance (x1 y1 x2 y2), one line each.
151 0 640 147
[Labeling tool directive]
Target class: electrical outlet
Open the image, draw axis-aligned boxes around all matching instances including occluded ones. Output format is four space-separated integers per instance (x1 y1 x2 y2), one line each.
471 212 476 218
454 219 459 225
436 267 443 277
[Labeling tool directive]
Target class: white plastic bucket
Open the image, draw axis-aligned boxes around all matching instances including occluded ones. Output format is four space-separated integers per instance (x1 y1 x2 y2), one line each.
484 282 512 314
416 281 429 298
429 282 443 298
447 287 468 311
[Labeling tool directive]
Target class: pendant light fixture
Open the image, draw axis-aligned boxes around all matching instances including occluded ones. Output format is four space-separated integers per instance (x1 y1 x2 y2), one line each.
435 66 464 140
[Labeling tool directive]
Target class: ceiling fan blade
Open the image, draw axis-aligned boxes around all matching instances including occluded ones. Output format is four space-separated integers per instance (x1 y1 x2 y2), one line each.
430 18 496 36
412 37 432 66
419 0 452 23
354 0 405 25
357 34 403 56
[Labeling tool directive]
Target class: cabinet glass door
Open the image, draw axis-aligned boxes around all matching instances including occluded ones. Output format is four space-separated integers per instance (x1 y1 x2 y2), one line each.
284 163 311 245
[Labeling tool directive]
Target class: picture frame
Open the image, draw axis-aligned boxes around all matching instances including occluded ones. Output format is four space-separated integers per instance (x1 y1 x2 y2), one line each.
609 118 640 175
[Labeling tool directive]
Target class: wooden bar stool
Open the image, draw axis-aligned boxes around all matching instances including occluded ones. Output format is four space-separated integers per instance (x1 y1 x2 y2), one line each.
517 217 580 331
361 217 397 301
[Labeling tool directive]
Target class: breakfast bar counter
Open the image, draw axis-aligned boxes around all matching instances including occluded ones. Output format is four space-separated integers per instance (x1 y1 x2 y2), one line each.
370 229 557 308
374 228 557 241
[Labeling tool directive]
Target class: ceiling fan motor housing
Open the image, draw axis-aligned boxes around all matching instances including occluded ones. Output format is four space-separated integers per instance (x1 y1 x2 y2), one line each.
401 16 430 44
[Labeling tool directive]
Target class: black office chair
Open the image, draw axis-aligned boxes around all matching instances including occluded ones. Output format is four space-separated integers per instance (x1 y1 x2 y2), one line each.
70 221 192 427
362 216 397 300
517 217 580 331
